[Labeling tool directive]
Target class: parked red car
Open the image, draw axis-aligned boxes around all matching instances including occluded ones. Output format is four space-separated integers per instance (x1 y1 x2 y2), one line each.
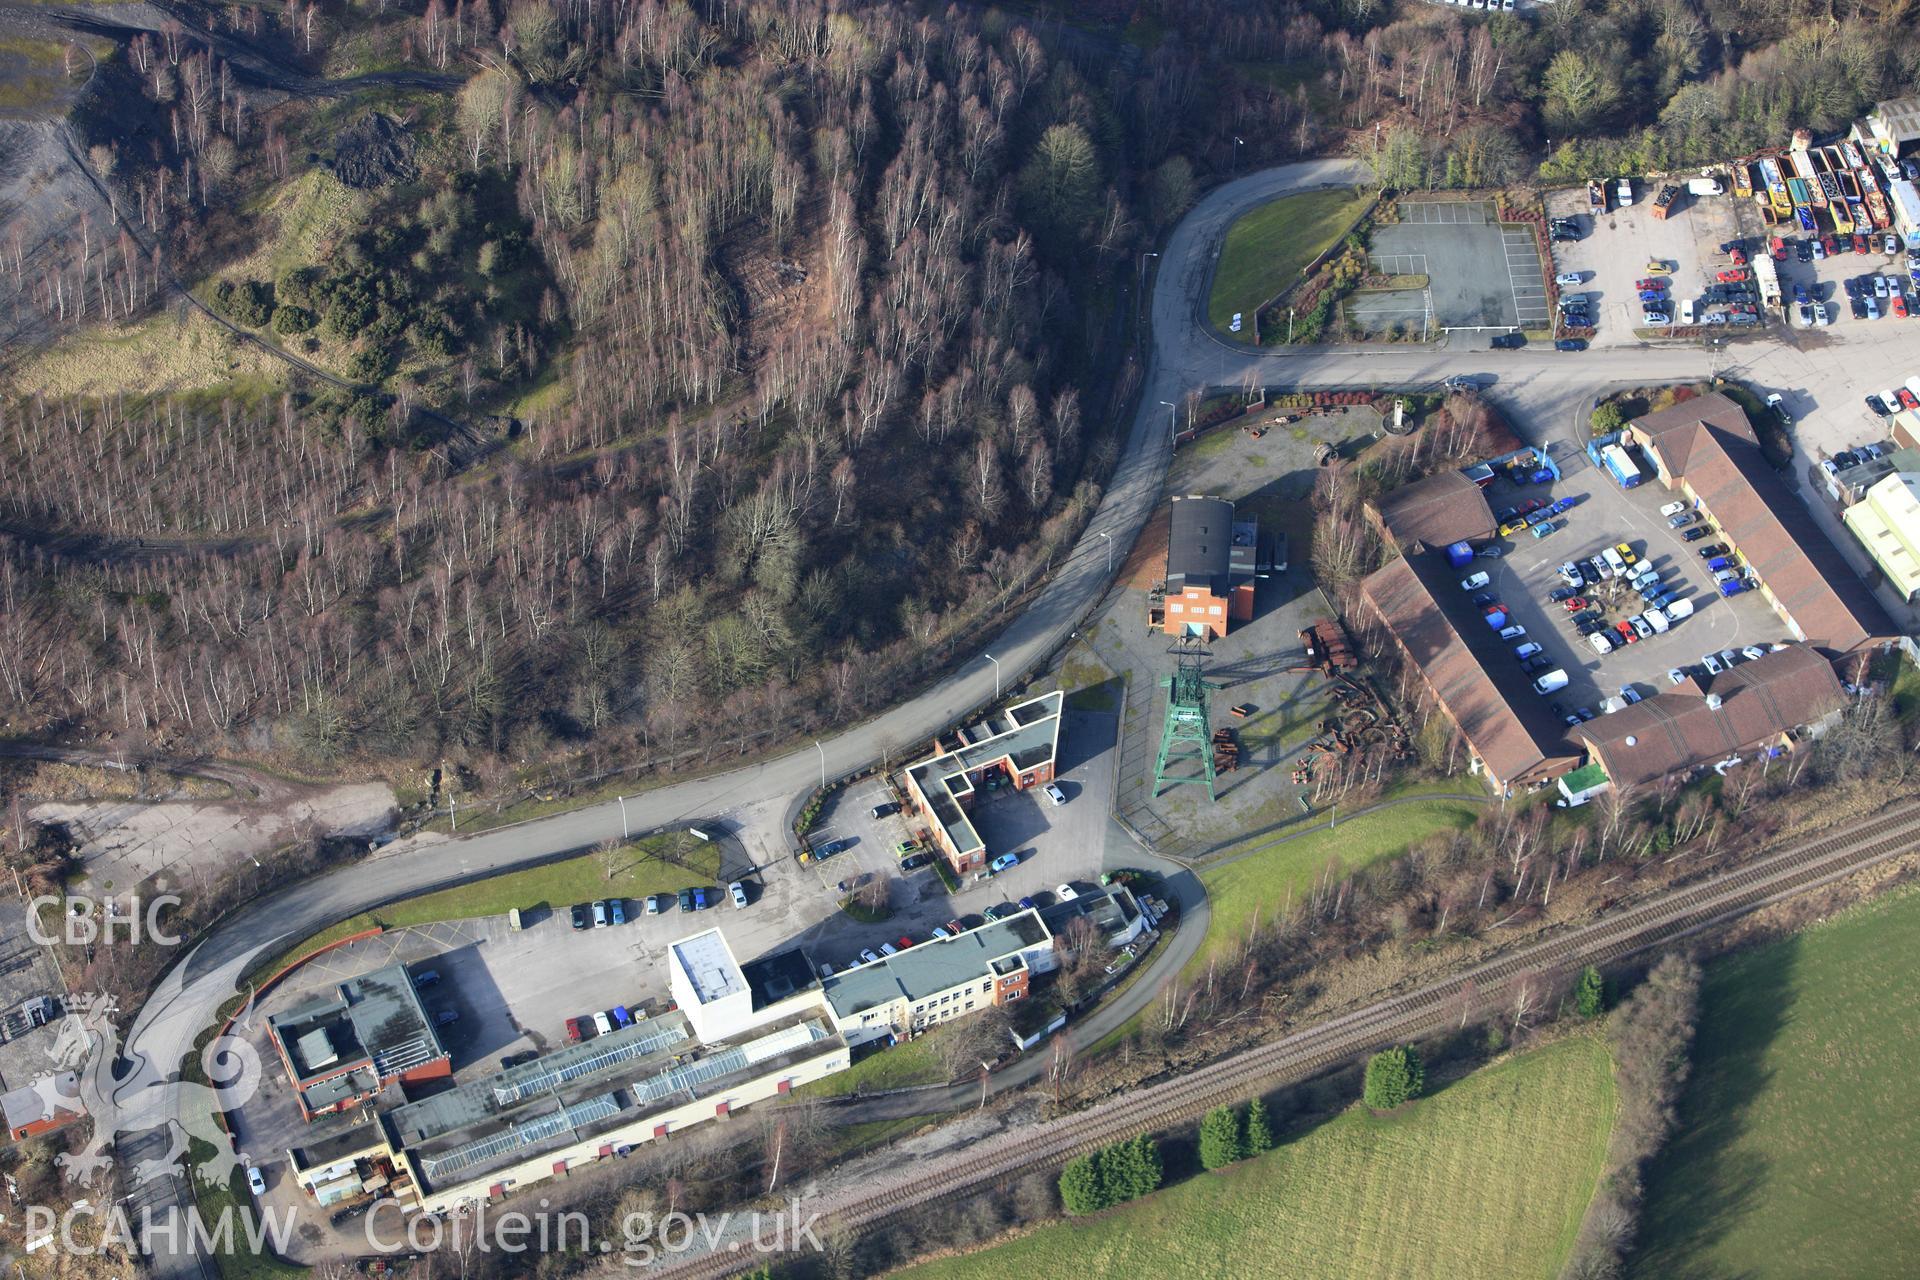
1821 235 1840 257
1520 497 1547 513
1614 620 1639 645
1634 278 1665 291
1853 233 1871 255
1898 388 1920 411
1768 236 1788 261
1894 294 1910 319
1728 247 1748 266
1715 268 1750 283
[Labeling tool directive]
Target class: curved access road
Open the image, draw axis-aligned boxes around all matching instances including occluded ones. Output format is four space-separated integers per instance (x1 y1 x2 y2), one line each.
115 160 1738 1276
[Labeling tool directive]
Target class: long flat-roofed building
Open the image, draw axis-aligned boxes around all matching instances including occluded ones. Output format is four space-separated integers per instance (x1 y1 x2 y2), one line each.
820 909 1056 1046
1844 472 1920 603
903 691 1063 875
375 1007 847 1215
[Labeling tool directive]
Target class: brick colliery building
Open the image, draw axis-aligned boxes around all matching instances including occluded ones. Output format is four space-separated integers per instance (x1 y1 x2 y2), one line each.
1158 495 1262 639
904 690 1062 876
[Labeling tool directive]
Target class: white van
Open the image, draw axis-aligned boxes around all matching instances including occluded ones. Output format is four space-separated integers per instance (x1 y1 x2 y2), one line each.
1601 547 1629 578
1532 669 1570 695
1588 632 1614 655
1664 598 1695 621
1643 609 1670 634
1679 298 1696 325
1617 177 1635 206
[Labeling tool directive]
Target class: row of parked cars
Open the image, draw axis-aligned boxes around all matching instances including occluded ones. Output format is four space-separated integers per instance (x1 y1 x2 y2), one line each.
827 884 1084 976
569 883 749 928
1862 380 1920 417
1457 570 1568 694
1841 272 1912 321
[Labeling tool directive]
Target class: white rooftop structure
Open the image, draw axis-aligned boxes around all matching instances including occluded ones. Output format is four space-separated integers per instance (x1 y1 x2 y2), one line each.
668 929 754 1040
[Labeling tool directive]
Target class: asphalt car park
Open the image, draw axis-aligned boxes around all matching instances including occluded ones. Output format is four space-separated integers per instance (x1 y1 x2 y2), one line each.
1369 197 1550 330
1772 231 1912 330
800 708 1119 974
1474 453 1788 714
1544 184 1743 345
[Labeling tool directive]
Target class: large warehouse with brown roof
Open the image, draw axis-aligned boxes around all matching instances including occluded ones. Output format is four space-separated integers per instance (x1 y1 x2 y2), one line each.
1359 552 1580 794
1626 392 1897 656
1368 470 1496 551
1578 645 1846 789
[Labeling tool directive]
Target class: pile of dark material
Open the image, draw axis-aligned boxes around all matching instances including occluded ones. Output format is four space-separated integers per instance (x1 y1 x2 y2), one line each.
331 113 417 189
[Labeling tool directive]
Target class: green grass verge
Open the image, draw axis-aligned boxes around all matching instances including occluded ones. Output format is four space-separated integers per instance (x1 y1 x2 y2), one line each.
1207 187 1372 332
897 1036 1616 1280
1631 887 1920 1278
255 833 721 979
1187 794 1481 978
796 1038 942 1098
1889 658 1920 723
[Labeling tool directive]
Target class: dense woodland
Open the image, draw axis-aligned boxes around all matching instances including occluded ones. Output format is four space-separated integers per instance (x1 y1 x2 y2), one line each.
2 0 1916 778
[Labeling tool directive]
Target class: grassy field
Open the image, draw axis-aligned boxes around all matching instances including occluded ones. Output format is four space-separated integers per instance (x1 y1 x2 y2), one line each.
12 307 282 399
1187 792 1482 977
257 833 722 977
898 1036 1616 1280
1631 888 1920 1278
1206 187 1372 331
799 1038 942 1098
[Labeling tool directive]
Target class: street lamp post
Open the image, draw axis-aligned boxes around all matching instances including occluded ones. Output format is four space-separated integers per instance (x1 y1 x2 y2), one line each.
1098 530 1113 573
1288 309 1295 344
618 794 629 839
811 739 827 791
1137 251 1159 336
1234 136 1245 171
1159 400 1177 443
983 652 1001 700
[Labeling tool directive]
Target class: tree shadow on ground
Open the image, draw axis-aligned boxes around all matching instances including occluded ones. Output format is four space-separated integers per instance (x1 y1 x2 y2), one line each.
1627 934 1797 1279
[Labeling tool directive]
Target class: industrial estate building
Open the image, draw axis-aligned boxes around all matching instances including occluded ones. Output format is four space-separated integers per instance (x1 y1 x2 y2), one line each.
277 891 1149 1220
1577 646 1847 789
903 690 1063 875
1625 393 1897 655
1358 395 1894 799
1844 472 1920 603
1360 552 1582 793
266 964 451 1120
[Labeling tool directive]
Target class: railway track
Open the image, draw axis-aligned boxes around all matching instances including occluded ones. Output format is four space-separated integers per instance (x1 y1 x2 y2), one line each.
656 796 1920 1277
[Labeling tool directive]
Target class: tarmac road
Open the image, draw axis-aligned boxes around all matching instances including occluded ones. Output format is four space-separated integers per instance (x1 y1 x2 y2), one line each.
110 160 1731 1276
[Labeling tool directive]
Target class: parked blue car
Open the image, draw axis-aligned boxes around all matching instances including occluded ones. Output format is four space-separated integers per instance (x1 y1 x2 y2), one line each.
1549 497 1575 515
1720 580 1748 597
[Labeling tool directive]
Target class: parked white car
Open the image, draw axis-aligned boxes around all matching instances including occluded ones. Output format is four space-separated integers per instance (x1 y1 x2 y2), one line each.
1555 272 1583 286
1461 571 1491 591
1658 501 1687 518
